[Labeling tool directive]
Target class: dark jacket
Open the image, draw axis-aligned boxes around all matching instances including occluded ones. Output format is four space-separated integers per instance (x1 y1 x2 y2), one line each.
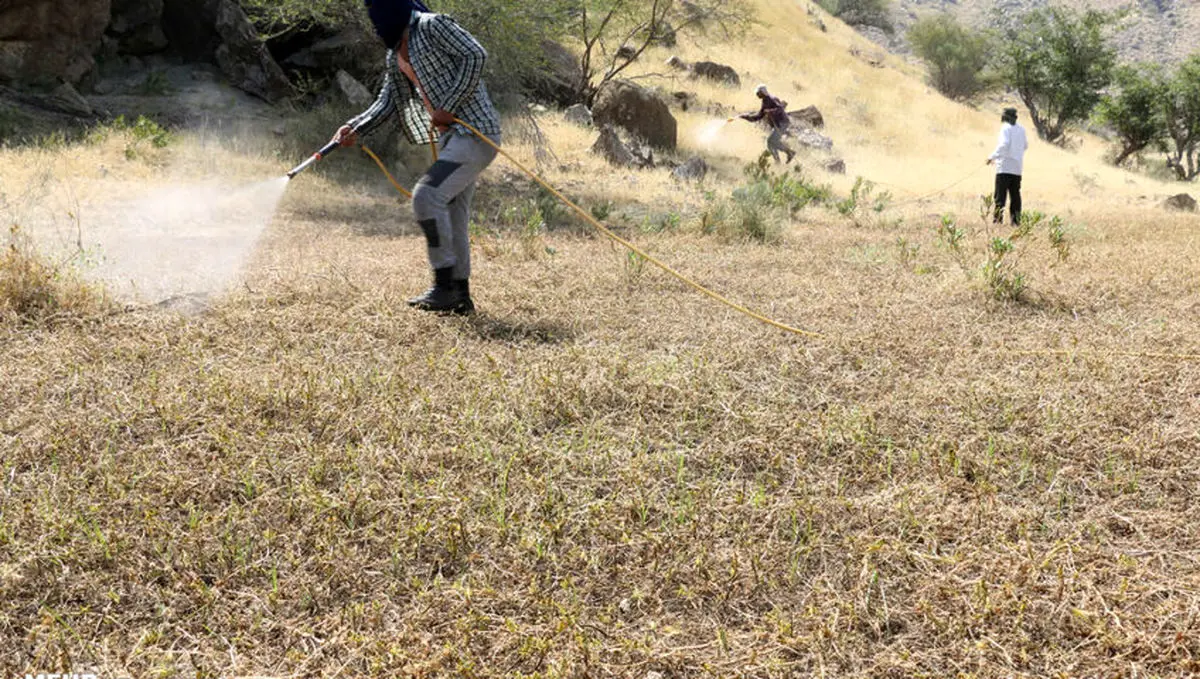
743 94 790 130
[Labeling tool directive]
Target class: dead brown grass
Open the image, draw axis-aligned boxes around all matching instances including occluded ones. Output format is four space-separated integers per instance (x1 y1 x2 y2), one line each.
3 1 1200 676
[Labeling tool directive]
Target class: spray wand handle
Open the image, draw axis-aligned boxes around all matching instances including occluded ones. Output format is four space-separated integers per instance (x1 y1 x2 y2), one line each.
286 139 343 179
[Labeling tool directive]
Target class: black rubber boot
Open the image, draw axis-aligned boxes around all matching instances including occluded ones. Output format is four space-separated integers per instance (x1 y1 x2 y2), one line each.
453 279 474 314
408 267 468 313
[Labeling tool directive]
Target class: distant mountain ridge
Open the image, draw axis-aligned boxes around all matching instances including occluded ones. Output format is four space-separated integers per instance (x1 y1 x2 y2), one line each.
883 0 1199 66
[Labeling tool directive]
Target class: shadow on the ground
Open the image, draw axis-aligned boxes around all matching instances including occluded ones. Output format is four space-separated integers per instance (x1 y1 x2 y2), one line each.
465 313 574 345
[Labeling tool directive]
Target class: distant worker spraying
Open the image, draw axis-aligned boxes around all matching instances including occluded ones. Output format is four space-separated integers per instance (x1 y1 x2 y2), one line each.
736 84 795 164
986 107 1028 225
331 0 501 314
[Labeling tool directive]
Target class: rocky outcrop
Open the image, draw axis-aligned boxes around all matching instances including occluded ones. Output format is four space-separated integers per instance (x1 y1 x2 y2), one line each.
281 27 380 86
212 0 292 102
0 0 113 85
592 79 677 151
107 0 167 55
159 0 291 102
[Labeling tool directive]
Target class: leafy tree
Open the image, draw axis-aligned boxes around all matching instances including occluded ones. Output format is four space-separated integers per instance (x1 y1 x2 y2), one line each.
438 0 573 100
995 7 1116 145
1095 64 1168 167
815 0 893 35
908 14 993 101
1163 55 1200 181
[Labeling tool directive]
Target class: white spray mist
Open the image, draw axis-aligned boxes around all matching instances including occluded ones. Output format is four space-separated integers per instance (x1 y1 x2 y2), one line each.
80 176 290 303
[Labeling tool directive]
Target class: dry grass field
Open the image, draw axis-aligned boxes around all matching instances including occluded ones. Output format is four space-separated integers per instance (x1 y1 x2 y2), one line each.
3 1 1200 677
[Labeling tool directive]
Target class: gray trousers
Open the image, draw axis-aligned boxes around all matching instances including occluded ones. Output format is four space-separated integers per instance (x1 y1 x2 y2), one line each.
767 127 794 162
411 131 499 280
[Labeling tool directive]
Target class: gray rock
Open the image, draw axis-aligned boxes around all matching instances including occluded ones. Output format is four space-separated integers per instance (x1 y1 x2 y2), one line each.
212 0 292 102
280 27 380 85
335 69 372 107
564 103 593 127
593 79 677 151
0 0 110 85
1162 193 1197 212
672 156 708 181
655 22 677 47
789 105 825 129
824 158 846 174
46 82 93 116
616 45 638 61
666 55 689 71
794 127 833 151
670 91 696 112
591 125 636 167
690 60 741 87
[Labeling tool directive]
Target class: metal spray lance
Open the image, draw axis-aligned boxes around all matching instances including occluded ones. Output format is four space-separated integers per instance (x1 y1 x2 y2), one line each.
286 139 342 179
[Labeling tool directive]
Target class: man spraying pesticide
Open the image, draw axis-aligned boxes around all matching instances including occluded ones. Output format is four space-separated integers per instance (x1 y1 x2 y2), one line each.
729 84 795 164
287 0 501 315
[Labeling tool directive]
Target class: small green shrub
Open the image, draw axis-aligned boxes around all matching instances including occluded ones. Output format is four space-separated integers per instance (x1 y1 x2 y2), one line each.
933 200 1075 302
134 70 175 96
699 154 832 243
836 177 893 226
816 0 893 34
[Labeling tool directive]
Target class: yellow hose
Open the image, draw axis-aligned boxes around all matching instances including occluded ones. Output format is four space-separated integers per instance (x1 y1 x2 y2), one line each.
357 121 1200 359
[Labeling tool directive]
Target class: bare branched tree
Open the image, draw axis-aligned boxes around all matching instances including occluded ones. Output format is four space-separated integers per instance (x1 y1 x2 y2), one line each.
572 0 749 105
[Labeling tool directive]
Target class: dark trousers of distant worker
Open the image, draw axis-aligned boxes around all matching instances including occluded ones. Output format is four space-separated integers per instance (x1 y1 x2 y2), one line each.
411 132 499 281
993 172 1022 225
767 127 795 164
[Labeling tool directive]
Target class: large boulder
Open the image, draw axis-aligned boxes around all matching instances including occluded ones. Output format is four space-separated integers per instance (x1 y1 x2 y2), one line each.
0 0 113 85
281 26 381 86
161 0 291 102
212 0 292 102
690 60 740 87
1162 193 1197 212
592 79 677 151
789 105 824 129
526 39 581 107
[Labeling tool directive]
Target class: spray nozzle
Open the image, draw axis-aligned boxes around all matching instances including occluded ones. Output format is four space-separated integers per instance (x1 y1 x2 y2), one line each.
286 139 342 179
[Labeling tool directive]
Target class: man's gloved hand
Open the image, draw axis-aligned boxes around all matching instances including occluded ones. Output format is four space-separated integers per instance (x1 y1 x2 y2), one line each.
334 125 358 148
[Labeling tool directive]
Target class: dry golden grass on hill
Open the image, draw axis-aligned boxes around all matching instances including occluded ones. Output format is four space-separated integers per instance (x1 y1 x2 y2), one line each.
3 0 1200 676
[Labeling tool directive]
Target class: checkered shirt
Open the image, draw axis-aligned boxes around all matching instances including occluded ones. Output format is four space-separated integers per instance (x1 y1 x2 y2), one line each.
347 11 502 144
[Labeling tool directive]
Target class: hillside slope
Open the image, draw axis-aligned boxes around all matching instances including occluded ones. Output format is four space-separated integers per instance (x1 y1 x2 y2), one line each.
891 0 1200 65
601 0 1176 216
